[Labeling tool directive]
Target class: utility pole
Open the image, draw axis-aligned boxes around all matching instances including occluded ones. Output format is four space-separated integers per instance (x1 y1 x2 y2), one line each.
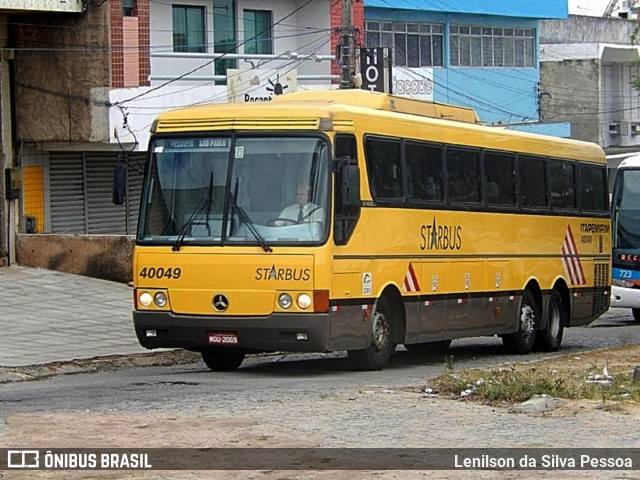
339 0 354 89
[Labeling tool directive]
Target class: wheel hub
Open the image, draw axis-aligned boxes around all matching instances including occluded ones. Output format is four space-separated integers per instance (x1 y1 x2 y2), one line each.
549 303 561 337
371 311 389 351
520 305 536 338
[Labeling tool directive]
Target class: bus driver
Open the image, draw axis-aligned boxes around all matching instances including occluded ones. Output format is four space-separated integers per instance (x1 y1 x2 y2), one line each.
271 184 324 226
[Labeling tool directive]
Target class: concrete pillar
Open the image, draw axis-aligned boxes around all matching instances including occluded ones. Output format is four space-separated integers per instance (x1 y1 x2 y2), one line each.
0 15 15 265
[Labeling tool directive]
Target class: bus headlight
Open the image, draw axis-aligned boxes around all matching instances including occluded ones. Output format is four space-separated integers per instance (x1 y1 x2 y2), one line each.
297 293 312 310
139 292 153 307
278 293 293 310
613 279 635 288
154 292 168 307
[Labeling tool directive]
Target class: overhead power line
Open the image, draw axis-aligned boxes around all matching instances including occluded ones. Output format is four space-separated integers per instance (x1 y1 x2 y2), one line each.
116 0 318 107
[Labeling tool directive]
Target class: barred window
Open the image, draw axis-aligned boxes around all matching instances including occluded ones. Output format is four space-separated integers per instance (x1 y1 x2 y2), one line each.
365 21 443 67
450 25 535 67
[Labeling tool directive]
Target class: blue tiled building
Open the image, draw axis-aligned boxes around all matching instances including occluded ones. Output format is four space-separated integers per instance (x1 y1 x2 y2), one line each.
364 0 569 136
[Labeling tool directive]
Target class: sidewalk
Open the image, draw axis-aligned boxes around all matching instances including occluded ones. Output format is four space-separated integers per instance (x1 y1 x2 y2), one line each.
0 265 148 367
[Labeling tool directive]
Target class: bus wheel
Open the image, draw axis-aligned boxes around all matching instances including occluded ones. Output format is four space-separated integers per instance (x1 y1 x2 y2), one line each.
404 340 452 355
633 309 640 322
201 351 245 371
534 290 565 352
348 297 396 371
502 289 537 354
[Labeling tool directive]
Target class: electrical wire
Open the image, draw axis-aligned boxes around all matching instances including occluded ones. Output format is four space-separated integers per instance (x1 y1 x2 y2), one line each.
115 0 319 107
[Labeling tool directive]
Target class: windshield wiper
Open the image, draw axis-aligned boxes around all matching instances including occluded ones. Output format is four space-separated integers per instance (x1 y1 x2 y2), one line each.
171 197 209 252
172 172 215 252
229 178 272 253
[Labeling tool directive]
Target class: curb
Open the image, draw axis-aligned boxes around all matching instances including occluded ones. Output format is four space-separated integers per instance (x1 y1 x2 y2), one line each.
0 350 202 384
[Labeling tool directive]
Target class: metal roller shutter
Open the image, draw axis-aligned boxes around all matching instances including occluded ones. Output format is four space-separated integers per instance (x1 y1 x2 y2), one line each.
49 151 144 234
49 152 85 234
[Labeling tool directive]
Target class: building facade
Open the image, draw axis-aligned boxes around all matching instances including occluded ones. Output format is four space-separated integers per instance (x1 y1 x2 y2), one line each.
539 14 640 185
0 0 86 266
8 0 615 281
363 0 569 137
6 0 351 278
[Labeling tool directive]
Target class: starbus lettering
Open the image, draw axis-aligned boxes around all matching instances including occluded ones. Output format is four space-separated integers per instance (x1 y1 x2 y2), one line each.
420 217 462 251
255 265 311 281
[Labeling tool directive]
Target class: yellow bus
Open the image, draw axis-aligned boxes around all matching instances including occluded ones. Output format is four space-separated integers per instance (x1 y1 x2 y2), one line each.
129 89 611 371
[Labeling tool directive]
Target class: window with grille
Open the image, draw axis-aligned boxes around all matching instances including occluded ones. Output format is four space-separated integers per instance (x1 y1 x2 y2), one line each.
365 21 443 67
450 25 535 68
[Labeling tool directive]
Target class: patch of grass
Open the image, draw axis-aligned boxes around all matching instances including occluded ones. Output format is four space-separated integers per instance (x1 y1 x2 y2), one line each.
427 365 640 405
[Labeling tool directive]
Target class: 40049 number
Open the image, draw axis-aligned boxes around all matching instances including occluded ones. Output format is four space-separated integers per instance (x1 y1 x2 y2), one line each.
139 267 182 279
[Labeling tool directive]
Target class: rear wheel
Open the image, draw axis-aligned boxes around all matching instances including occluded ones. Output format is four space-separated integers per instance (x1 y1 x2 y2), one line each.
201 351 245 371
502 288 538 354
534 290 565 352
348 297 396 371
633 308 640 322
404 339 452 355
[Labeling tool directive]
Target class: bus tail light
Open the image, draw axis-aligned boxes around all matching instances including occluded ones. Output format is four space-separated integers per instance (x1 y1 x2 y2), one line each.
313 290 330 313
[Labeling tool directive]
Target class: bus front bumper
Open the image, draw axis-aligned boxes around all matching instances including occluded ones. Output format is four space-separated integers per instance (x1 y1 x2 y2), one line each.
610 285 640 309
133 310 332 353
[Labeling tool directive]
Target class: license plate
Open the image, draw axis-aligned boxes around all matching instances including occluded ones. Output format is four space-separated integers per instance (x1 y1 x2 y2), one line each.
208 332 239 345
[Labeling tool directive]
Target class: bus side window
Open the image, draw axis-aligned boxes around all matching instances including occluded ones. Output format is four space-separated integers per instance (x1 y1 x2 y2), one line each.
334 134 360 245
519 155 548 208
549 159 576 210
579 164 608 212
406 141 443 202
483 150 516 207
365 137 403 200
447 147 481 203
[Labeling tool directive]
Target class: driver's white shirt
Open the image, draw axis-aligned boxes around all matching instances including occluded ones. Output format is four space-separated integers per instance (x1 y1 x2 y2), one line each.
279 202 324 223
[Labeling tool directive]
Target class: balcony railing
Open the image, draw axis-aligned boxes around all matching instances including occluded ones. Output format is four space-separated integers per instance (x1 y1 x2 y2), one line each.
150 51 337 82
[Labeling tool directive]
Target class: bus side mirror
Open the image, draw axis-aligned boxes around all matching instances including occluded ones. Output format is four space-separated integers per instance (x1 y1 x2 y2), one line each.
341 164 360 207
112 163 128 205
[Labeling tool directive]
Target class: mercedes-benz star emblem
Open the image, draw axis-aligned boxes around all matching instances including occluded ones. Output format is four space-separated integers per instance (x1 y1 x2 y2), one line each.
212 294 229 312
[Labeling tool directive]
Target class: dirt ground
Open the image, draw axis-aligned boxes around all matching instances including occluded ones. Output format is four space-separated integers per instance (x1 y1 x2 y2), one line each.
2 345 640 479
501 343 640 416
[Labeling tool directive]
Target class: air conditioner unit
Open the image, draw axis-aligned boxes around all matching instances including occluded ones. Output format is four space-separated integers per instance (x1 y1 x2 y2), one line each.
609 122 621 135
631 123 640 135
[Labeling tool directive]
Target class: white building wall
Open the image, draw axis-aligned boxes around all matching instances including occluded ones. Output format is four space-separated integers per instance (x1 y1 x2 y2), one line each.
149 0 331 85
114 0 334 151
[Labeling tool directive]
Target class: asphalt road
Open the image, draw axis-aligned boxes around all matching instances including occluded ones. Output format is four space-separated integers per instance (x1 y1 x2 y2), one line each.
1 308 639 480
0 307 637 417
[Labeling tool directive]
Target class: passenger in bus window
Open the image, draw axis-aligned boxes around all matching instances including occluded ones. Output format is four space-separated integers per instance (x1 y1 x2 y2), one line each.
271 183 324 226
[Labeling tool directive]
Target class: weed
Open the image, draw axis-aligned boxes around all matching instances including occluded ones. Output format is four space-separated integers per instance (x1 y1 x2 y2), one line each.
444 355 455 372
427 364 640 405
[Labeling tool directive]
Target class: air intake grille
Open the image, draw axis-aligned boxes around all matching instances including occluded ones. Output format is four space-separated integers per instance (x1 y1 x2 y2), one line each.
592 262 610 316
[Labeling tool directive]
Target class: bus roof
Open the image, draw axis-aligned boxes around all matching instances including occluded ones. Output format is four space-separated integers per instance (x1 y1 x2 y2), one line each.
272 89 482 124
618 155 640 169
152 89 605 163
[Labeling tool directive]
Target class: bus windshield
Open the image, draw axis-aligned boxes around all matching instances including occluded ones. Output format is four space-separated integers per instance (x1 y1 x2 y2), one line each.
139 135 330 248
612 168 640 249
